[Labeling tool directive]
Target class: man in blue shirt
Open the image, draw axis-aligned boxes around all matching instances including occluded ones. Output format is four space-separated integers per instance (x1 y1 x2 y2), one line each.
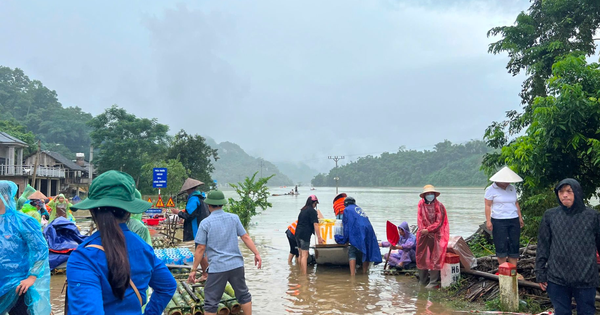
188 190 262 315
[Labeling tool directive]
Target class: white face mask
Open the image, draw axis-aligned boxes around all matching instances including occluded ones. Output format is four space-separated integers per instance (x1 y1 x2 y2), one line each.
425 194 435 202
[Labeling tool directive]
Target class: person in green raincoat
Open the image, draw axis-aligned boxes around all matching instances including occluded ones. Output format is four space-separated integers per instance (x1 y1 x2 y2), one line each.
47 193 76 223
126 190 153 246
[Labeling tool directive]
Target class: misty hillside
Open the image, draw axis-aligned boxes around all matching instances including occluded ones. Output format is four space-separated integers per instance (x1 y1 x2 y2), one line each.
311 140 490 187
273 161 318 185
205 138 294 186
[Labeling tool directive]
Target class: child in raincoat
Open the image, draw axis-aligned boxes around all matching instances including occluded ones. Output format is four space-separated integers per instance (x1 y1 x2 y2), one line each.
380 221 417 269
0 180 52 314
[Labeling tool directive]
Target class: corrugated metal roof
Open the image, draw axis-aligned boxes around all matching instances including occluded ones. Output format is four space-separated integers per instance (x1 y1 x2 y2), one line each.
43 151 86 171
0 132 28 147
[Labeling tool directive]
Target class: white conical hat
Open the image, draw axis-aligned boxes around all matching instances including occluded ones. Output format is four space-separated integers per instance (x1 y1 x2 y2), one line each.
489 166 523 183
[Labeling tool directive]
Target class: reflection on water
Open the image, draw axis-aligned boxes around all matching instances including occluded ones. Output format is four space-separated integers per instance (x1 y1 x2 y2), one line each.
50 186 485 314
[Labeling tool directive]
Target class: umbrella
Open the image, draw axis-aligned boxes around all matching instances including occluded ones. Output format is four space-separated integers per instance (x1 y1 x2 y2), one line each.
383 220 400 270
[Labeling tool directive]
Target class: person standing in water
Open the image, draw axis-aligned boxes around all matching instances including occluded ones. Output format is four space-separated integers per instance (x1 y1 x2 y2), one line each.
416 185 449 289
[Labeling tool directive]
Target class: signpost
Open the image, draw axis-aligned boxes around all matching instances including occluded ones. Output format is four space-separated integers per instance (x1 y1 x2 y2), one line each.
153 168 168 190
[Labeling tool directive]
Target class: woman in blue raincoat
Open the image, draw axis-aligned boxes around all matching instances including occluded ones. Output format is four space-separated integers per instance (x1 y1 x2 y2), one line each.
0 180 52 315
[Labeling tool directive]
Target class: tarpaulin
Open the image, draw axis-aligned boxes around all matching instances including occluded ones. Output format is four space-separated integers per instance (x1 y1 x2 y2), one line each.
335 204 382 264
43 216 87 270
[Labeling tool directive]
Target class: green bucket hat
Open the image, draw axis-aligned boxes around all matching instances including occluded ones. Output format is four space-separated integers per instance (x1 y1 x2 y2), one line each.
204 190 227 206
71 170 152 213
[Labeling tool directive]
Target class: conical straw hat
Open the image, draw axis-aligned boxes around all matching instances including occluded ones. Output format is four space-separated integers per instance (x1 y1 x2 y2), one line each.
28 190 48 200
489 166 523 183
179 178 204 194
419 185 440 198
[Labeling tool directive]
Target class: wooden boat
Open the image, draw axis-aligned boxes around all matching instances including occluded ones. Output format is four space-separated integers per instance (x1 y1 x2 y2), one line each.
311 244 349 265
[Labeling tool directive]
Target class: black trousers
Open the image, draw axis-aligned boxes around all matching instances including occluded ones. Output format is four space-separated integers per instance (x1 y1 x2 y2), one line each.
9 294 29 315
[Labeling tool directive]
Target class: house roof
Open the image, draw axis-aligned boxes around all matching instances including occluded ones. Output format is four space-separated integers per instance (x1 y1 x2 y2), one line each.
43 151 86 171
0 132 28 147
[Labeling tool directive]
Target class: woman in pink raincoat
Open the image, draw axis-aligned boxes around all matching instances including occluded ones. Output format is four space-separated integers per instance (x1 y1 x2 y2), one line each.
416 185 449 289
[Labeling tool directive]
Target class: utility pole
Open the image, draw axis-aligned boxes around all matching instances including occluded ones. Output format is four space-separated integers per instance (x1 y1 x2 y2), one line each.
328 156 345 194
31 140 41 189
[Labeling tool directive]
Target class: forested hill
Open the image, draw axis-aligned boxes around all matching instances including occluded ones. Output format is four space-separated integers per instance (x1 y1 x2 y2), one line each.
205 138 294 186
311 140 490 187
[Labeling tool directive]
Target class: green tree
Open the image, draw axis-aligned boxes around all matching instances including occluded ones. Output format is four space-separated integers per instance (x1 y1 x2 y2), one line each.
311 140 490 187
0 119 35 156
226 172 273 229
138 159 189 195
0 66 93 154
484 0 600 168
489 54 600 239
167 130 218 188
88 105 170 183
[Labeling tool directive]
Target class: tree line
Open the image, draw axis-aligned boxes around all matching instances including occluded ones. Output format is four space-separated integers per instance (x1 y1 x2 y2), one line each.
0 67 218 195
311 140 491 187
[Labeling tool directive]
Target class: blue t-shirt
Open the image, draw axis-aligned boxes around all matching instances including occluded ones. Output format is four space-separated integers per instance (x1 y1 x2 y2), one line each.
67 223 177 315
195 209 247 273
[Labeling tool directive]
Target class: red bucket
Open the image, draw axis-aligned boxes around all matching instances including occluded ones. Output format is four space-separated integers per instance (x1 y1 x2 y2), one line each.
145 218 160 226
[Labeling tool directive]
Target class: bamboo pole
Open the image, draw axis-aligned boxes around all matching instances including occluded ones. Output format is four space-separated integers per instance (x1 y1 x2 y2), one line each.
217 303 230 315
182 281 200 302
167 299 183 315
221 293 241 314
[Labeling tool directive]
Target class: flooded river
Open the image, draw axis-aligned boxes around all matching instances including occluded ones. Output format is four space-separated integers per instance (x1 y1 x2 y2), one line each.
50 186 486 314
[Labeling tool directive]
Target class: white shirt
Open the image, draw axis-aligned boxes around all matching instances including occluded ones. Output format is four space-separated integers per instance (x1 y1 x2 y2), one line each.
485 183 518 219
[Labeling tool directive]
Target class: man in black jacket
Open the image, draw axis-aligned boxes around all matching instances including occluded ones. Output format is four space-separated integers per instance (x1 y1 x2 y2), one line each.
535 178 600 315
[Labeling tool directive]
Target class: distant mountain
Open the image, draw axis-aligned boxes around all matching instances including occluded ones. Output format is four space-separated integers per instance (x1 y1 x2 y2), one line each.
273 161 319 185
205 138 294 186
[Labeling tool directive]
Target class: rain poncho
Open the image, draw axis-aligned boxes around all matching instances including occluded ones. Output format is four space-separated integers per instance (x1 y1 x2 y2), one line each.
48 194 76 223
335 204 382 264
20 203 43 224
43 216 87 270
382 221 416 267
0 181 52 315
416 198 449 270
16 184 36 211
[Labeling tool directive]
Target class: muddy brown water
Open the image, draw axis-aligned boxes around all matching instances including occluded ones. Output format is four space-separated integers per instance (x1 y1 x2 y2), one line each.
51 186 485 314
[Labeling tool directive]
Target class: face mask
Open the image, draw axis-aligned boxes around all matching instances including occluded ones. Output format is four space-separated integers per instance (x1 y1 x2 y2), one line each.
425 194 435 202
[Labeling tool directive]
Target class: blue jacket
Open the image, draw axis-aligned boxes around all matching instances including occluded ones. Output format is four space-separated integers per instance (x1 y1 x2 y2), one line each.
335 204 382 264
67 223 176 315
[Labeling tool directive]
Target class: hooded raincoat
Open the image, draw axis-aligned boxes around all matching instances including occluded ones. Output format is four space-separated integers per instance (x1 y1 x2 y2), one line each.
0 181 52 315
335 204 382 264
382 221 417 267
535 178 600 288
416 198 449 270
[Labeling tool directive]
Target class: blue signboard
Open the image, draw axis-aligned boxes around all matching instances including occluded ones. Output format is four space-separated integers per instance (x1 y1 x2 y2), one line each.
153 168 168 188
145 208 163 214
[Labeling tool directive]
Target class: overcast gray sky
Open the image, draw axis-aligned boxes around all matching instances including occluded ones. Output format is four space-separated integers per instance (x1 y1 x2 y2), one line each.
0 0 529 172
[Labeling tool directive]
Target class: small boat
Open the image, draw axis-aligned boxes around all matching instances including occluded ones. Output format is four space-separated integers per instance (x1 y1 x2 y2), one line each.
311 244 349 265
271 193 300 196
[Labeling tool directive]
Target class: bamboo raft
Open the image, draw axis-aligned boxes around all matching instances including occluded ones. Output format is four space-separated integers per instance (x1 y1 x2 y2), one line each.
164 266 242 315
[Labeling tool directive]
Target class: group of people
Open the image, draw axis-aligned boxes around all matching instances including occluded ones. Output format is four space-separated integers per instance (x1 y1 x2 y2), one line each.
485 166 600 314
1 171 261 315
